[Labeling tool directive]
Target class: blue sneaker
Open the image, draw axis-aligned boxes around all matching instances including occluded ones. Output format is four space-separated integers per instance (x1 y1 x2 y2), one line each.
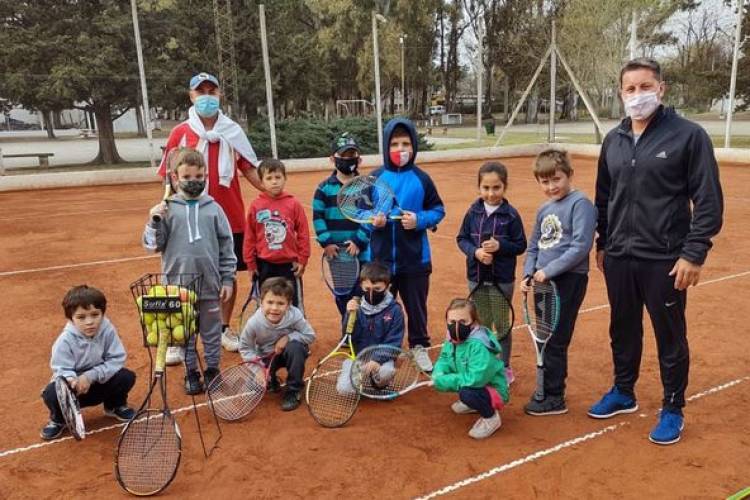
649 410 684 445
587 386 638 419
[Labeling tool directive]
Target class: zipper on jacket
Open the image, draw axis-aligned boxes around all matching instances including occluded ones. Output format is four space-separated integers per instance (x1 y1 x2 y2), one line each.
626 144 637 256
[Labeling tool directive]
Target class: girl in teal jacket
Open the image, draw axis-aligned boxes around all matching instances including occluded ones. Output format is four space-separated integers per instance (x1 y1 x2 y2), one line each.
433 298 509 439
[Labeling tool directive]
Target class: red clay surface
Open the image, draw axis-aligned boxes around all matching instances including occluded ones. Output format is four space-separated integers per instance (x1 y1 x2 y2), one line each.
0 156 748 499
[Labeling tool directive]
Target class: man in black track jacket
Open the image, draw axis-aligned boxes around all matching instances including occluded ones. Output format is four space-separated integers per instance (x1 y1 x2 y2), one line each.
587 58 723 446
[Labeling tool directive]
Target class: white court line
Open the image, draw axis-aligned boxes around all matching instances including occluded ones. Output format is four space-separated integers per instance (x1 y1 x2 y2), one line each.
414 375 750 500
0 269 748 459
0 255 158 277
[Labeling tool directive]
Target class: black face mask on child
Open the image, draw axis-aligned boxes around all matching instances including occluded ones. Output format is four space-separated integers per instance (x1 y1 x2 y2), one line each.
447 321 472 343
179 180 205 198
365 289 387 306
334 157 359 176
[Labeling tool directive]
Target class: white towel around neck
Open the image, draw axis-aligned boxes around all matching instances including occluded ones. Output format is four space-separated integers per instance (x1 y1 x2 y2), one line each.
187 106 258 187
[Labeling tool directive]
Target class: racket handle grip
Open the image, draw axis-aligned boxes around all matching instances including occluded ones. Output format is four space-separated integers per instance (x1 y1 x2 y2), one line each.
152 213 162 223
345 310 357 334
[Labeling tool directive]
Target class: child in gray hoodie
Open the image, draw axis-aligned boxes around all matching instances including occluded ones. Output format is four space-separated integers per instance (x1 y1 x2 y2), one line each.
239 277 315 411
520 148 597 416
144 148 237 395
40 285 136 440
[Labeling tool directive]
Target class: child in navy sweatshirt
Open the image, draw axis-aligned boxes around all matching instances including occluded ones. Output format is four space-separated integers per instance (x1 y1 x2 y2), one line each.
457 161 526 384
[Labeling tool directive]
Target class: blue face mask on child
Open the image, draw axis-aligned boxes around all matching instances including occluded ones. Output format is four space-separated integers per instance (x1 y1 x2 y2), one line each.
194 95 220 117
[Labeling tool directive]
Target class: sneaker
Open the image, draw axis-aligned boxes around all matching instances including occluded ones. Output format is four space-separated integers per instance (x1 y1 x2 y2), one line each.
649 410 684 445
524 395 568 416
505 367 515 386
184 370 205 395
203 367 220 388
267 375 281 394
468 411 502 439
165 346 185 366
221 326 240 352
451 400 478 414
40 420 66 441
104 405 136 422
588 386 638 419
412 346 433 372
281 391 301 411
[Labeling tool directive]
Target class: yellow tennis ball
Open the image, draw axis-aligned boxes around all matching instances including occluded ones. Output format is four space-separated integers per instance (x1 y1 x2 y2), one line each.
146 331 158 346
168 313 183 327
150 285 167 297
136 295 143 310
143 312 156 325
171 325 185 343
166 285 180 297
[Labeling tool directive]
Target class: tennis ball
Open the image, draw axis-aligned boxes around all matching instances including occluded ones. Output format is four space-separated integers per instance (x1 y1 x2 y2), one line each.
150 285 167 297
143 312 156 325
166 285 180 296
155 318 168 333
167 313 183 327
180 303 194 319
171 325 185 343
146 331 158 346
188 290 197 304
136 295 143 310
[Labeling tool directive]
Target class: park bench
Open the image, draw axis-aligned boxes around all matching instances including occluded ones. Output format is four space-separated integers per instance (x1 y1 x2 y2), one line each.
1 152 55 168
79 128 97 138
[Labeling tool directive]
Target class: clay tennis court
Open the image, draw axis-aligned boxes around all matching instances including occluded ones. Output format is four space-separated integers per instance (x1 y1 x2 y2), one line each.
0 155 748 498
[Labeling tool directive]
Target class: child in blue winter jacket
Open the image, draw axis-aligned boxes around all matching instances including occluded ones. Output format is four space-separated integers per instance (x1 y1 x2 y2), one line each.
337 261 405 393
369 117 445 373
456 161 526 384
40 285 136 440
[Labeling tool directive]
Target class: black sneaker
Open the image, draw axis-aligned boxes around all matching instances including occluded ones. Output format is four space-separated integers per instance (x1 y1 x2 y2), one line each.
524 395 568 416
281 390 301 411
40 420 66 441
203 367 220 388
267 375 281 394
184 370 205 395
104 405 136 422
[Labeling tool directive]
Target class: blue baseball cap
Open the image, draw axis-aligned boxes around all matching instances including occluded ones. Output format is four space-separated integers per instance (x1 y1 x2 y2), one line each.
189 72 220 90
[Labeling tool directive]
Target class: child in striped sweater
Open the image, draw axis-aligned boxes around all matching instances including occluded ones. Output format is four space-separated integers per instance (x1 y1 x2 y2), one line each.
312 133 370 317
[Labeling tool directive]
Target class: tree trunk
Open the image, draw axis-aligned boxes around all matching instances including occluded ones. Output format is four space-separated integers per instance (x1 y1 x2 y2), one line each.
526 88 539 124
503 76 509 122
609 86 621 118
91 101 123 164
42 110 56 139
53 110 63 129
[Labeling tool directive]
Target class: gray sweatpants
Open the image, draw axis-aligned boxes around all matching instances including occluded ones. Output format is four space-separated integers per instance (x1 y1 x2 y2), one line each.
186 298 222 372
468 281 514 368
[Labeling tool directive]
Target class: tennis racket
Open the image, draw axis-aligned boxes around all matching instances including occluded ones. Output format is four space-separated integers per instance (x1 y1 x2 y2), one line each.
469 279 514 341
235 275 260 335
206 352 276 421
54 376 85 441
523 279 560 402
295 276 305 316
115 314 181 496
152 149 178 223
337 175 403 224
321 245 360 297
305 310 360 428
351 344 434 400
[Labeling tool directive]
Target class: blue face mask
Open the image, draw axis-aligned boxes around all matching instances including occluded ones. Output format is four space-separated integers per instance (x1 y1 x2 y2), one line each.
194 94 220 117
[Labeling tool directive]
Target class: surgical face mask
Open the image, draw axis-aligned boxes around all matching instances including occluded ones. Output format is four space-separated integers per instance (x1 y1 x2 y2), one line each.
389 150 410 168
179 180 206 198
447 321 472 343
365 289 387 306
194 94 220 117
334 156 359 176
623 91 660 121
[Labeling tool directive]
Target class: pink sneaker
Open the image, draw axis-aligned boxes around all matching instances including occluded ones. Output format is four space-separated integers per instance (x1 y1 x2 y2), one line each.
505 367 515 386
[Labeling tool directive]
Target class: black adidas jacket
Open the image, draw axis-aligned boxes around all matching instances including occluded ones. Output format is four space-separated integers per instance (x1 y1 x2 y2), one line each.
595 106 723 265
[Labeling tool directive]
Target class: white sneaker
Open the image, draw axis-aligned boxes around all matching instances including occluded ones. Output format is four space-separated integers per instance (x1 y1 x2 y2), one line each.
221 326 240 352
468 411 502 439
165 346 185 366
451 400 478 414
412 346 433 372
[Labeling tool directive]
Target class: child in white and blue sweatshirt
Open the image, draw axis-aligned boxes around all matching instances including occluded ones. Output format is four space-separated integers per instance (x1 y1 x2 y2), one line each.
519 148 597 417
40 285 136 440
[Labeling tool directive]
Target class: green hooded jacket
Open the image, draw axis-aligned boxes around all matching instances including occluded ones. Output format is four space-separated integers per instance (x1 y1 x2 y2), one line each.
432 326 509 403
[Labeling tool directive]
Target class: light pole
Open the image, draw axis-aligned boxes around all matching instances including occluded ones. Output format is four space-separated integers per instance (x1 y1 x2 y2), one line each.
259 4 278 158
372 11 387 155
400 34 406 114
724 0 745 148
130 0 156 169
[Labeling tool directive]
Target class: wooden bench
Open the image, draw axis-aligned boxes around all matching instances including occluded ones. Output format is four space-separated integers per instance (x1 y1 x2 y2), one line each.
2 153 55 168
79 128 97 138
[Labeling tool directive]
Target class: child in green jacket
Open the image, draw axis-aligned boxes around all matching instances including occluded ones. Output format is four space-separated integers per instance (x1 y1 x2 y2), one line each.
432 298 509 439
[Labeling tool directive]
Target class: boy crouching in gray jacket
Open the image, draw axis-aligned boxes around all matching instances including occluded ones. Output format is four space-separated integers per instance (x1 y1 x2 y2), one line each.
240 277 315 411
